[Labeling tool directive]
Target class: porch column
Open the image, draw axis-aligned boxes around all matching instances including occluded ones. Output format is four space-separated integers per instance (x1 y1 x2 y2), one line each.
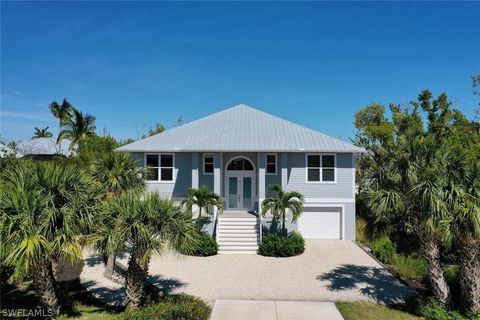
191 152 199 189
213 153 221 194
258 152 266 210
281 153 288 190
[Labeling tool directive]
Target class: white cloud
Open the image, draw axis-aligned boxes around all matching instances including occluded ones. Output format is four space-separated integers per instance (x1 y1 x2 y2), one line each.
0 110 52 121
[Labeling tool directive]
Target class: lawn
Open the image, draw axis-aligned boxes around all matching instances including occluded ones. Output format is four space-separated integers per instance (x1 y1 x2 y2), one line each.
336 301 423 320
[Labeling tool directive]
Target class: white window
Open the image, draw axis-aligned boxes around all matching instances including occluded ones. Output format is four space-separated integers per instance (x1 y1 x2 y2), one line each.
145 153 174 182
266 153 277 175
203 153 214 175
306 154 336 182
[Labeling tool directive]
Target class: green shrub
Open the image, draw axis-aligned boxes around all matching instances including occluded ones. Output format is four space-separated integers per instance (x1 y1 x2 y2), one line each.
392 254 427 282
181 232 218 257
118 294 211 320
370 236 396 264
259 231 305 257
408 296 467 320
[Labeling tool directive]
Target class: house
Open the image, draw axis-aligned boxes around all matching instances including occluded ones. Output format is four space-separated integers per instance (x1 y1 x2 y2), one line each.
16 138 77 160
0 142 23 158
117 104 364 253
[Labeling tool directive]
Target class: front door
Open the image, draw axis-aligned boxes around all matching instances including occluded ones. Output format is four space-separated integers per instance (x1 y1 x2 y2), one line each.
227 174 253 210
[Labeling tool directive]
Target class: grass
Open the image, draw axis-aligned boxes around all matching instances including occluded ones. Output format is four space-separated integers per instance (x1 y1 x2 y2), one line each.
392 254 427 283
336 301 423 320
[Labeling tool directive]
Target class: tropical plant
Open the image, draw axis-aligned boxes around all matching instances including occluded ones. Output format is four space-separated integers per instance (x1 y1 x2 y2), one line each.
108 192 196 308
0 161 101 316
50 99 72 132
32 126 53 139
58 108 96 150
437 152 480 317
261 184 304 233
363 138 454 306
91 152 147 279
182 185 224 226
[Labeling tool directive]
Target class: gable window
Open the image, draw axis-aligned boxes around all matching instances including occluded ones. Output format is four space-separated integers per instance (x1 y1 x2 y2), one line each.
306 154 336 182
266 153 277 175
145 153 174 182
203 154 214 174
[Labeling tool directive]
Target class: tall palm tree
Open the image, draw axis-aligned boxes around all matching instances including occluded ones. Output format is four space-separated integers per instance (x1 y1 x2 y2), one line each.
58 108 96 150
91 152 147 279
50 99 72 133
261 184 304 233
182 185 224 224
32 126 53 139
0 161 101 316
363 138 453 306
109 192 196 308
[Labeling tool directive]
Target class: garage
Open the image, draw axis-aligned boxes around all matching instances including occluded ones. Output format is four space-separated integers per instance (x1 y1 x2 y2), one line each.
298 206 342 239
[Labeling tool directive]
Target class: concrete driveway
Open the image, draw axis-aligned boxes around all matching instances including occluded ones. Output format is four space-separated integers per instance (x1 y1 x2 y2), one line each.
141 240 414 304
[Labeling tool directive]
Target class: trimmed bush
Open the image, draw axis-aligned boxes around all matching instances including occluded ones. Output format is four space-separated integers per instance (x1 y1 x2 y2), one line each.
118 294 211 320
181 231 218 257
392 254 427 282
259 231 305 257
370 236 396 264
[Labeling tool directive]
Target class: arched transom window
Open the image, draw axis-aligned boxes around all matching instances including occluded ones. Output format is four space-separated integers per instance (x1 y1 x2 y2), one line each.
227 158 254 171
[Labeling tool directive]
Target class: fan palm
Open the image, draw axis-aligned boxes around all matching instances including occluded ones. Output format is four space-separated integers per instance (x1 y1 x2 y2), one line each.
58 108 96 150
32 126 53 139
261 184 304 233
182 185 224 225
91 152 147 279
0 161 101 316
109 192 196 308
438 152 480 316
50 99 72 132
363 138 453 306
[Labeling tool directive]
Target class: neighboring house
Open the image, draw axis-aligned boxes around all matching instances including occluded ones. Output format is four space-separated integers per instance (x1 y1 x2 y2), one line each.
0 142 23 158
17 138 77 160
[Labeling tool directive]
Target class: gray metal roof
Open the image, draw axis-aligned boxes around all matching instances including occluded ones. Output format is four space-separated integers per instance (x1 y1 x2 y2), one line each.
116 104 365 153
17 138 77 156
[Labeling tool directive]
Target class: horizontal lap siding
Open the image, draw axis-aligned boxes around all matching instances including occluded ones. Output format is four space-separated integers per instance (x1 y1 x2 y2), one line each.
286 153 353 199
132 152 192 199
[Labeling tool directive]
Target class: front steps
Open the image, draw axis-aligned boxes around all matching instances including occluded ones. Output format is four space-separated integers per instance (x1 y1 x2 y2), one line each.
216 214 259 254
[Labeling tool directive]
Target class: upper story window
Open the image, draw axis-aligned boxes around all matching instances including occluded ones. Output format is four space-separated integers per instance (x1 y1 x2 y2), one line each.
227 158 254 171
145 153 174 182
203 153 214 174
306 154 336 182
266 153 277 175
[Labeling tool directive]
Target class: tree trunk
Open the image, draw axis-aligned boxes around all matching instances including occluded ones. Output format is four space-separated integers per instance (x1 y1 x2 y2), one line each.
125 250 149 309
32 261 62 317
282 210 286 234
459 237 480 317
104 253 116 279
418 232 452 306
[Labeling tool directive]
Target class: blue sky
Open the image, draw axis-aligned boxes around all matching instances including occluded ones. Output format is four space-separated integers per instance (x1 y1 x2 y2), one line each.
1 1 479 142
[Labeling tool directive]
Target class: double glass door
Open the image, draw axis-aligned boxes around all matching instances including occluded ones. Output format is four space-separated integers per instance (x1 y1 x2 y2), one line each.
227 174 253 210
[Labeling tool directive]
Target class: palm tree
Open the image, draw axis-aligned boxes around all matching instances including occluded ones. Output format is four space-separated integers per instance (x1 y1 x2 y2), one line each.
50 99 72 132
91 152 147 279
58 108 96 150
32 126 53 139
439 152 480 316
182 185 224 225
363 138 453 306
0 161 101 316
109 192 196 308
261 184 304 233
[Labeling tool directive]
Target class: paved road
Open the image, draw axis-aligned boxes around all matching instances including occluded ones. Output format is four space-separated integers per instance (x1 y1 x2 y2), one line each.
210 300 344 320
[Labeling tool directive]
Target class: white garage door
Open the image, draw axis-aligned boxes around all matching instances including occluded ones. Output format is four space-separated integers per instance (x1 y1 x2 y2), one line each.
298 208 342 239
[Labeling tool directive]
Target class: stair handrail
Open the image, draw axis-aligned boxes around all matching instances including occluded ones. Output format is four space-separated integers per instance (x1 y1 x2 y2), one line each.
212 206 219 240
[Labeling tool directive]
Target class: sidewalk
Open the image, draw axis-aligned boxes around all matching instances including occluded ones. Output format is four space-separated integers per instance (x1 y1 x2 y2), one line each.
210 299 344 320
